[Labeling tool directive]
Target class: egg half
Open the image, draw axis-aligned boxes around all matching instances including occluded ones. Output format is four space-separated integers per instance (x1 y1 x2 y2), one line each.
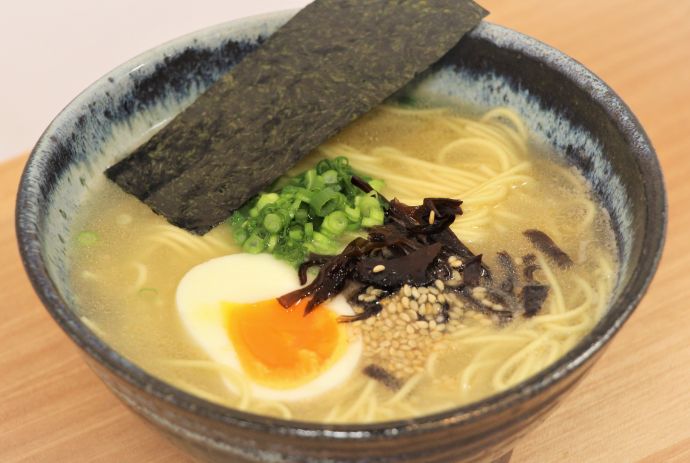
176 253 362 402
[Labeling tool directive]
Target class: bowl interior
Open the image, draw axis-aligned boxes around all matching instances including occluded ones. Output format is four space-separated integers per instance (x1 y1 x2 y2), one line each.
17 11 665 433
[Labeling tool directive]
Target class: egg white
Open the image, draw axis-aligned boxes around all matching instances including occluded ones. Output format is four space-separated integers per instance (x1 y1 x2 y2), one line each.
176 253 362 402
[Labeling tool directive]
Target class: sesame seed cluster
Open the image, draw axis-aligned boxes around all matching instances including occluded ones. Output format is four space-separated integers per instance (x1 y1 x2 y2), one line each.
351 255 497 381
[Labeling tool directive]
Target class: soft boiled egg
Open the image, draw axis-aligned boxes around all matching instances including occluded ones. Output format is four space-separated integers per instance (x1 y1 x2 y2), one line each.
176 253 362 402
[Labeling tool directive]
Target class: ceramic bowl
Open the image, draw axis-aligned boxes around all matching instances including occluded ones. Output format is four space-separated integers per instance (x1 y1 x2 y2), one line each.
16 10 666 463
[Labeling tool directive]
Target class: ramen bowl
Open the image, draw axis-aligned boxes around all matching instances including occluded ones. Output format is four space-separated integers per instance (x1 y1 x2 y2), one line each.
16 10 665 463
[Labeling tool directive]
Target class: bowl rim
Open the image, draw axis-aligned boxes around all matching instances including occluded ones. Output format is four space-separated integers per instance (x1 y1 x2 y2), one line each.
16 12 667 441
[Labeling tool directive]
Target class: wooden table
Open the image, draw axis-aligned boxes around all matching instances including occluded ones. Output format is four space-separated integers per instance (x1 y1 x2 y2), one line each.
2 1 689 461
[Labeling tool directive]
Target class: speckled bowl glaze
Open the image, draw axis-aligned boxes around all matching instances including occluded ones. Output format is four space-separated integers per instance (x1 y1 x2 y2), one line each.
16 10 665 463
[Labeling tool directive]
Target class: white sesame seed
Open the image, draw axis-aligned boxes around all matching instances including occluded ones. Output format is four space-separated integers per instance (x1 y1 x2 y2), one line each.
429 210 435 224
403 284 412 297
372 264 386 273
435 280 445 291
401 296 410 309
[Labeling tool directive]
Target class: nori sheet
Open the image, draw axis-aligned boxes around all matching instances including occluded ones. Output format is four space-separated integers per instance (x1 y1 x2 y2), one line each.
106 0 488 234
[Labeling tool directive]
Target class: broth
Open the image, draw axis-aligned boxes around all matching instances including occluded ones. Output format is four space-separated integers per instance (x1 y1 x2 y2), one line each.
70 103 617 422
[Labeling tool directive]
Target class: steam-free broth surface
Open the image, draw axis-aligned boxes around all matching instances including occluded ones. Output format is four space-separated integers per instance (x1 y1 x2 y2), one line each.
70 103 617 422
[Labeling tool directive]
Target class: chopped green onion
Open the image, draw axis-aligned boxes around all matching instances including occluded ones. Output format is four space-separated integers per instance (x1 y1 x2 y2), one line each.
229 211 245 226
263 213 283 233
295 188 312 203
344 205 361 222
369 207 385 223
315 159 332 174
77 231 99 246
362 216 384 228
232 227 248 245
369 179 385 192
310 188 344 216
359 196 381 217
304 222 314 239
322 169 338 184
288 226 303 241
304 169 319 190
266 234 279 252
228 155 383 266
243 233 265 254
322 211 348 236
312 231 334 244
309 231 340 254
290 198 303 211
294 208 309 223
256 193 279 210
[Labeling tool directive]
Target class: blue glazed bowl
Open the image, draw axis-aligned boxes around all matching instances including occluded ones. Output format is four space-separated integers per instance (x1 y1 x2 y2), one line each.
16 10 665 463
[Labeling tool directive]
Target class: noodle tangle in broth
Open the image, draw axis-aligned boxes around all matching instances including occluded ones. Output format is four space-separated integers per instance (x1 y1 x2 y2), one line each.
71 103 617 423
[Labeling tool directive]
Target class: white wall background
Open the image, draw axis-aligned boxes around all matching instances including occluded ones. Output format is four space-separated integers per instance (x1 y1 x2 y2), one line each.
0 0 311 160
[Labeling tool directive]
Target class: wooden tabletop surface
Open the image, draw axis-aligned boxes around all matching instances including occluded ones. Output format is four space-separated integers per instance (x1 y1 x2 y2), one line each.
2 1 689 461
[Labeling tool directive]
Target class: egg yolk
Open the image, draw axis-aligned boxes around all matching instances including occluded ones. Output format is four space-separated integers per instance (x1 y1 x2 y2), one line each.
224 298 343 389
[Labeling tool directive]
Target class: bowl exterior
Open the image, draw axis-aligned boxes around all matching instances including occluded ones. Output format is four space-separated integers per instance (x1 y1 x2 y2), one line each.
16 10 665 463
86 352 599 462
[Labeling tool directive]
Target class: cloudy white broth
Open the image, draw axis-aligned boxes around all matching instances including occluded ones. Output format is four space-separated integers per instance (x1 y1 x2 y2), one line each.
70 101 617 423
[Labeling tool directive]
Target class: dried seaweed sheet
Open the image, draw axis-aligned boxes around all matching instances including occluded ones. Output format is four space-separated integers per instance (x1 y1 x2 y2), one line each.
106 0 488 233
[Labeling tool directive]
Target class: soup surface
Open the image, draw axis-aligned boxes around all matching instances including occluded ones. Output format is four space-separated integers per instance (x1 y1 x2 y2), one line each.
70 101 617 423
